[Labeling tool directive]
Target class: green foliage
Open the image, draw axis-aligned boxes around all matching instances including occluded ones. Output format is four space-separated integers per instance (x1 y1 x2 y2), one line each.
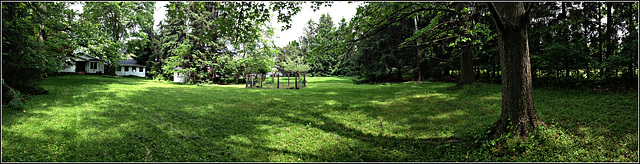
278 41 310 74
2 84 25 110
80 2 155 67
1 2 78 96
527 2 637 89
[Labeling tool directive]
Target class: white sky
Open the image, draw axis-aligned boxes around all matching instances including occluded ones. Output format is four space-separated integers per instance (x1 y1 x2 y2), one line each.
153 1 363 48
269 2 363 47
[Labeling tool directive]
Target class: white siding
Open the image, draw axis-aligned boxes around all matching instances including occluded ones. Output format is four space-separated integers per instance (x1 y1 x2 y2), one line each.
174 73 187 83
116 66 146 77
86 61 104 74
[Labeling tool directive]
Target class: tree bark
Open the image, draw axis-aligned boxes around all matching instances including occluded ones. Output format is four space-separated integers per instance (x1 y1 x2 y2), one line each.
488 2 545 139
414 15 423 82
458 45 475 85
604 2 613 80
457 3 475 86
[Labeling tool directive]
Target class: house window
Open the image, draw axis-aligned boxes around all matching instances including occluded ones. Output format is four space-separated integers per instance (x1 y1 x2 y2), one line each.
124 66 129 71
90 62 97 69
139 67 143 72
132 67 136 72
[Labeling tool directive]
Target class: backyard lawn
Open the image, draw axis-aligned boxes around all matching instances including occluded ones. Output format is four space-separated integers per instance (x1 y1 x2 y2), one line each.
1 75 637 162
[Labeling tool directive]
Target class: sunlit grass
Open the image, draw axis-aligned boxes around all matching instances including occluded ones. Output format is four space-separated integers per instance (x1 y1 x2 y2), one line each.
1 75 637 162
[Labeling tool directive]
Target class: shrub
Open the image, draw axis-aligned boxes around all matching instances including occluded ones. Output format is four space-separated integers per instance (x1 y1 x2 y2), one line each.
7 97 25 110
3 85 26 110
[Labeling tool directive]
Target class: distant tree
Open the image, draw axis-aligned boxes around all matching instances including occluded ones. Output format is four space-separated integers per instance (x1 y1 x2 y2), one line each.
81 2 155 72
278 40 311 76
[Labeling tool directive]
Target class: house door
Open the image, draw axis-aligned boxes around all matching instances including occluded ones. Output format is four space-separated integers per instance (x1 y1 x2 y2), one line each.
75 61 87 73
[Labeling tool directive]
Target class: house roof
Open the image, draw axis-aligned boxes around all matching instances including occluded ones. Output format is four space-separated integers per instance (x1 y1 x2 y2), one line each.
74 55 101 61
118 59 145 67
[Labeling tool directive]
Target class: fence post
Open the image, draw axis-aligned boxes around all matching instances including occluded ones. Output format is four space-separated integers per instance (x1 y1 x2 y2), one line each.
259 74 263 88
287 73 290 87
295 72 298 89
277 73 280 88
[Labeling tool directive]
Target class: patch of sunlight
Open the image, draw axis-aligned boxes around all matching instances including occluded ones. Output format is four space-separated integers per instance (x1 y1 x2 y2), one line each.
438 130 455 138
578 126 590 133
324 91 338 95
369 100 392 106
225 135 252 145
213 84 245 88
324 100 339 106
256 124 272 131
427 93 457 101
480 95 501 101
430 110 468 119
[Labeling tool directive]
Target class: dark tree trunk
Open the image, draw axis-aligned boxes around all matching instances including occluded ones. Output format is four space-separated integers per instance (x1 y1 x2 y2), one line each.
488 2 545 139
532 68 537 80
604 3 613 80
457 3 475 86
458 45 475 85
443 66 450 76
415 16 423 82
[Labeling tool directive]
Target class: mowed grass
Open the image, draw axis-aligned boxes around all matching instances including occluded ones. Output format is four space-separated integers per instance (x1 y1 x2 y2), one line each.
1 75 637 162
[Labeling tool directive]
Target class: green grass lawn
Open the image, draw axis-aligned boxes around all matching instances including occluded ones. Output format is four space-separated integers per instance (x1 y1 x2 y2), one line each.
2 75 637 162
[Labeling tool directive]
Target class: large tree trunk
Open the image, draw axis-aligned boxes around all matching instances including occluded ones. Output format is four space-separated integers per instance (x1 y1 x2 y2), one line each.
458 45 475 85
489 2 545 139
457 3 475 86
604 3 614 80
414 16 423 82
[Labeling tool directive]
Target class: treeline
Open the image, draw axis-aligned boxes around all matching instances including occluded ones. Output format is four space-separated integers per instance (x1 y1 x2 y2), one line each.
2 2 155 109
139 2 334 84
1 1 328 109
299 2 637 90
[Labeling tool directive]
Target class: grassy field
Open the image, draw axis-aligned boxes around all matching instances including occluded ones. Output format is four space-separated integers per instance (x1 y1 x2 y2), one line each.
1 75 637 162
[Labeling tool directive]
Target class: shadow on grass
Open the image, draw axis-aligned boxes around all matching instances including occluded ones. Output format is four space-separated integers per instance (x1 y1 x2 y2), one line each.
2 76 636 162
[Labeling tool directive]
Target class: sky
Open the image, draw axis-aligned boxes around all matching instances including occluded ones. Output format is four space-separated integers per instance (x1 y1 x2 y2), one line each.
153 1 363 48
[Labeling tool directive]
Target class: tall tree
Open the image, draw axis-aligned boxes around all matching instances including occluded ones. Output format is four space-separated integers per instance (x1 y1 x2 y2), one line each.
160 2 192 82
456 2 476 85
80 2 155 73
487 2 545 139
2 2 76 92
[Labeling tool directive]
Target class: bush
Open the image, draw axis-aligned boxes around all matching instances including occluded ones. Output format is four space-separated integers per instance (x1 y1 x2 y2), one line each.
7 97 25 110
217 78 246 84
2 85 26 110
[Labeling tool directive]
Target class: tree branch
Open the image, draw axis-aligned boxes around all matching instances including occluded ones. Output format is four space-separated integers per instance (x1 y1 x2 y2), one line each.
354 8 457 46
524 2 533 17
398 35 461 49
487 2 505 31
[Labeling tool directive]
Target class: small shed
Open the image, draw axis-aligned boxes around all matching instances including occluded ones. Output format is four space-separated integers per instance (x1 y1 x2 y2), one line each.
173 67 187 83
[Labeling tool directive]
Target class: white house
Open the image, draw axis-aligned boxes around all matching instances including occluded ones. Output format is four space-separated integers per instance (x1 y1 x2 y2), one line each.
115 59 146 77
59 55 105 74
